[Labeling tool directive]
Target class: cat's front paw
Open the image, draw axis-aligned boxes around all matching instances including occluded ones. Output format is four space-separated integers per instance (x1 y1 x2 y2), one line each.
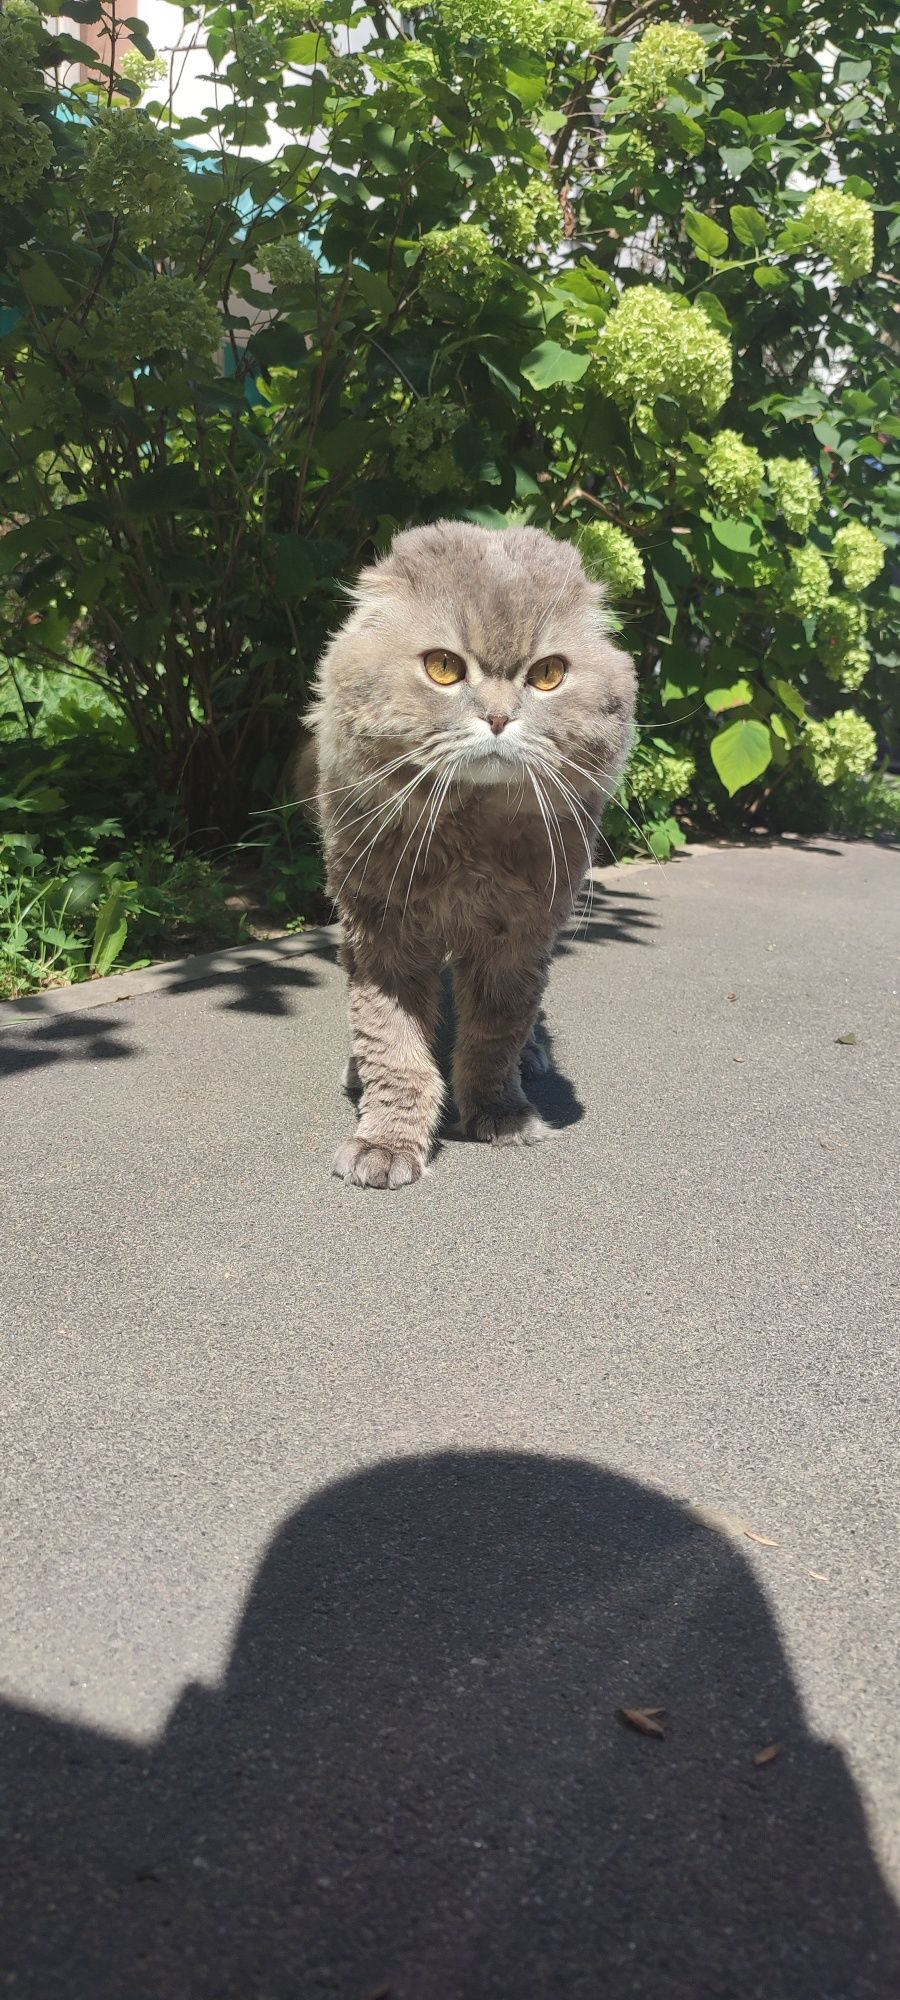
465 1102 553 1147
332 1135 425 1190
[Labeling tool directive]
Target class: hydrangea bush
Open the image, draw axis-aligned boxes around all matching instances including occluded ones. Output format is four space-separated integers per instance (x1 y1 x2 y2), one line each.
0 0 897 845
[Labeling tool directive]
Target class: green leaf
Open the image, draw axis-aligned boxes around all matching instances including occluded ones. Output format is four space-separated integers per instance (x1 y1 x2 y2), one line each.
710 719 772 796
683 208 729 257
695 290 731 336
353 266 396 313
505 55 547 109
283 32 328 62
709 517 755 553
770 677 807 720
753 265 788 291
19 258 72 309
729 204 768 248
272 534 316 601
483 356 521 403
705 678 755 712
520 341 590 388
719 146 754 178
90 888 128 976
124 466 211 515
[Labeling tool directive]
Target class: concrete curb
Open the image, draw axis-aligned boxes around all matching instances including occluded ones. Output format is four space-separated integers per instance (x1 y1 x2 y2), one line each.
0 927 340 1029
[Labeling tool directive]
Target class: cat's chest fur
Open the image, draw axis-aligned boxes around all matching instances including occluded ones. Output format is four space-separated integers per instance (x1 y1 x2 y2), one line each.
328 776 595 947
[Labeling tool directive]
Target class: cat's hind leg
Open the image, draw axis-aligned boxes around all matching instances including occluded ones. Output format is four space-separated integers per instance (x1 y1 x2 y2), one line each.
519 1019 551 1080
452 949 553 1146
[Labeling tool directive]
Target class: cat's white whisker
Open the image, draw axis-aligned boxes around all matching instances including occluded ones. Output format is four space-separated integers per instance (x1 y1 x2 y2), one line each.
325 739 447 834
332 760 443 906
549 748 668 878
527 761 576 912
525 769 559 907
379 757 455 926
403 760 458 922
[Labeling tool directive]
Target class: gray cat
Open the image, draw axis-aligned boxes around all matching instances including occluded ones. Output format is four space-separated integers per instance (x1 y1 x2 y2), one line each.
308 521 636 1188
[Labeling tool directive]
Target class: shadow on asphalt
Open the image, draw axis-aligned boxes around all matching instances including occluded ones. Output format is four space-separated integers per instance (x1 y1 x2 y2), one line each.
0 886 655 1082
3 1452 898 1998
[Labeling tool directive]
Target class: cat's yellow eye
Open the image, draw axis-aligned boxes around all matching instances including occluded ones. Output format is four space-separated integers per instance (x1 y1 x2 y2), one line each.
527 654 567 692
423 648 466 686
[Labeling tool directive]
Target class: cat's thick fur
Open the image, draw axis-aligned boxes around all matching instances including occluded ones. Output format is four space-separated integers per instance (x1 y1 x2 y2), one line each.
308 521 636 1188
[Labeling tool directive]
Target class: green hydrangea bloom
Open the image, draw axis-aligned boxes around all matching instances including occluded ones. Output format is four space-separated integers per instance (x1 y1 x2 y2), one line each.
816 597 869 685
232 21 279 74
0 114 54 202
831 521 885 593
430 0 597 53
783 545 831 619
329 54 369 94
625 22 708 112
579 521 645 597
626 744 695 807
593 286 732 420
750 551 781 592
119 48 168 89
803 710 877 787
767 456 820 534
0 3 44 93
483 173 561 256
801 187 874 285
108 275 220 365
704 430 764 515
392 398 465 495
84 111 192 245
258 240 317 290
833 647 870 693
269 3 325 30
419 224 497 313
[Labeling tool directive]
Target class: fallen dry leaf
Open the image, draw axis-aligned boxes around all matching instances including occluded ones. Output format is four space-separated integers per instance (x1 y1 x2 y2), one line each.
619 1706 666 1739
808 1569 831 1583
753 1742 782 1766
835 1031 858 1046
743 1529 779 1548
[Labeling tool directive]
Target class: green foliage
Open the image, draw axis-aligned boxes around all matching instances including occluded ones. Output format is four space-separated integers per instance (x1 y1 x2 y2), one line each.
0 668 243 995
0 0 897 928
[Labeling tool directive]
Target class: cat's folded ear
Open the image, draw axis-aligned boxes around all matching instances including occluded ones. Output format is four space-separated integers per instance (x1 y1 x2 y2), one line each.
349 556 397 602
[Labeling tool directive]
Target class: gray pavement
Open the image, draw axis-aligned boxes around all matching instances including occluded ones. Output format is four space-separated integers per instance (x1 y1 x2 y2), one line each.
1 838 898 1998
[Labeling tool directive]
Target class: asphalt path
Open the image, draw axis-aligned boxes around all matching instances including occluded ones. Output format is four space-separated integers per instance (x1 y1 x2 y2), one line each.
1 837 898 1998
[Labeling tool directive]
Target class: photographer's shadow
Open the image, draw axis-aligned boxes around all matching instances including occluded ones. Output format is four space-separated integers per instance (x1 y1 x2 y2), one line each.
5 1452 898 1998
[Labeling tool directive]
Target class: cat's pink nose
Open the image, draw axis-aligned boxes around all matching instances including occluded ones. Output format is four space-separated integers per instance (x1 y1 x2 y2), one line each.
486 713 508 735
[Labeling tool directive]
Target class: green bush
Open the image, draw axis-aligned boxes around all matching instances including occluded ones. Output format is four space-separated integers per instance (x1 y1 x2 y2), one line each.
0 0 897 912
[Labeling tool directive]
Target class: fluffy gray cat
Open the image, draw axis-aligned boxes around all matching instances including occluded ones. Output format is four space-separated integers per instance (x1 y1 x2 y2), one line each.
308 521 636 1189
